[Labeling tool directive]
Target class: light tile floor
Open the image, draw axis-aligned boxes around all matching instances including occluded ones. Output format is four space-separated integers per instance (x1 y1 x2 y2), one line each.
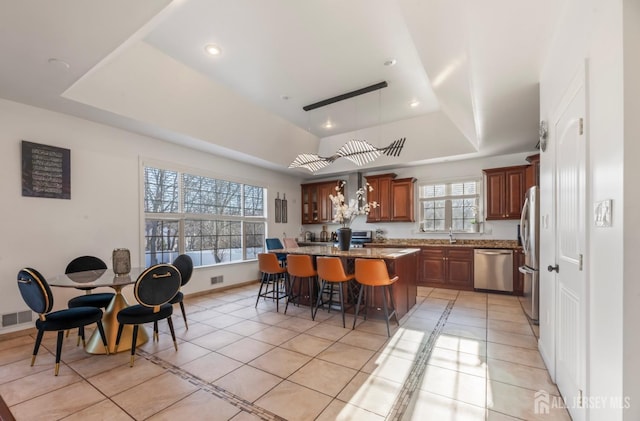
0 285 571 420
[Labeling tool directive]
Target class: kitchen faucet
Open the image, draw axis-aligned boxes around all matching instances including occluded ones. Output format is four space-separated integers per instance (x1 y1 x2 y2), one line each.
449 227 456 244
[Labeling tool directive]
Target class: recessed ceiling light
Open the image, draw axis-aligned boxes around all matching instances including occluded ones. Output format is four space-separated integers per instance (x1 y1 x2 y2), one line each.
47 58 70 69
384 59 397 67
324 120 333 129
204 44 221 56
409 100 420 108
280 95 290 100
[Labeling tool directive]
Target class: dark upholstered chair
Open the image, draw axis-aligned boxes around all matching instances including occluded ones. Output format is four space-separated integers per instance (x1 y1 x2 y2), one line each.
65 256 114 346
265 238 287 266
169 254 193 328
66 256 114 310
17 268 109 376
115 264 181 367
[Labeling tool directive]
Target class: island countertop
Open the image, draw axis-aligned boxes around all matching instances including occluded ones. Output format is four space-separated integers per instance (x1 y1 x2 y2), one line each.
273 246 420 259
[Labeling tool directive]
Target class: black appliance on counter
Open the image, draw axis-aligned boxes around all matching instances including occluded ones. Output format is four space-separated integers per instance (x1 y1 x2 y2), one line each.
349 230 373 248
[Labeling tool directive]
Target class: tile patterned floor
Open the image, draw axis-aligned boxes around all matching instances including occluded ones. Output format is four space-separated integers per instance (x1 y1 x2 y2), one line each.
0 285 572 420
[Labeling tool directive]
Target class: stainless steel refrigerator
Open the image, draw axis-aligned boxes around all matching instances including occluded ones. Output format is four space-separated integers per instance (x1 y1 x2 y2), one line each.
519 185 540 322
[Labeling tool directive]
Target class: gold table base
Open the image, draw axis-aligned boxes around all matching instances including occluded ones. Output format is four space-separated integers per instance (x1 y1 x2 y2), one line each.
85 287 148 354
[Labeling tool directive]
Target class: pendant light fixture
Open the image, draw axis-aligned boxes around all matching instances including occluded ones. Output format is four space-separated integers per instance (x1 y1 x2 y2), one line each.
289 81 406 172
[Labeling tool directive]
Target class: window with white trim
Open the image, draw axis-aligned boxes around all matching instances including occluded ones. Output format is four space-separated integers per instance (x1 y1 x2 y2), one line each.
418 179 480 232
144 166 266 267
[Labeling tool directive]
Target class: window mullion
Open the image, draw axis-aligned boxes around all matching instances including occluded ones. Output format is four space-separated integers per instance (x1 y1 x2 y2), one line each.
445 200 452 230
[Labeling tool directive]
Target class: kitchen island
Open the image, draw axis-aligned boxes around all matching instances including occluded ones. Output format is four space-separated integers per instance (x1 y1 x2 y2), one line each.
273 246 420 318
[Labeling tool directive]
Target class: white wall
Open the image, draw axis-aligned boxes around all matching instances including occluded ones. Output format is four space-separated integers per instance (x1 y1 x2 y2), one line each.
622 0 640 417
303 151 536 241
539 0 639 419
0 98 302 334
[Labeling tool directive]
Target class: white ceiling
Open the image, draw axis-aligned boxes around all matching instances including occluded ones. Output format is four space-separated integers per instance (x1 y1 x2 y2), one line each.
0 0 562 176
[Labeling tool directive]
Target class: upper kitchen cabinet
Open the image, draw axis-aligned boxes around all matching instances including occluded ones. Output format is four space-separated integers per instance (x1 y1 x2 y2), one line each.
525 154 540 190
301 180 342 224
483 165 528 220
365 174 416 223
391 178 416 222
366 173 394 222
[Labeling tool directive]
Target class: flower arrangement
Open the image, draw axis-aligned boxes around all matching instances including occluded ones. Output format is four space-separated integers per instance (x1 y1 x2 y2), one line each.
329 180 378 227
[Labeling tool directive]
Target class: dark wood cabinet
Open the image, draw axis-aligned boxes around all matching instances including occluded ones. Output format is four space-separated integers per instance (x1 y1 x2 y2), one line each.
366 174 415 223
301 180 342 224
525 154 540 191
513 248 525 296
420 247 474 290
483 165 527 220
365 173 394 222
391 178 416 222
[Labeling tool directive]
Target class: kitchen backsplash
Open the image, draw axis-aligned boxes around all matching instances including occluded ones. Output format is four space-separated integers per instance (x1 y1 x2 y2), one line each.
302 218 520 241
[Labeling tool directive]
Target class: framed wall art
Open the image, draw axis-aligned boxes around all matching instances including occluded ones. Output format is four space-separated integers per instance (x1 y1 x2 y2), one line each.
21 140 71 199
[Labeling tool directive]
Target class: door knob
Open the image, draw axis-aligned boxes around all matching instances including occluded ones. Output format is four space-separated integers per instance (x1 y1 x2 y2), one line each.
547 264 559 273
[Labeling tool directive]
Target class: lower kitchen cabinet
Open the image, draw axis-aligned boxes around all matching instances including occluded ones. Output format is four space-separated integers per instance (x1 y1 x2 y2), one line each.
420 247 474 290
513 248 525 296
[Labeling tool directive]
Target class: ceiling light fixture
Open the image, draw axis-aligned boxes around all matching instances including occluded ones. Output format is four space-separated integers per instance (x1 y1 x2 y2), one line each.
204 44 221 56
324 120 333 129
384 59 397 67
289 139 406 172
290 81 406 172
409 100 420 108
47 58 70 70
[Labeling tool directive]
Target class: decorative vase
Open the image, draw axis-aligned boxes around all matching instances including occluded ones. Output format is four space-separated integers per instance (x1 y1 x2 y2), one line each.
337 227 352 251
470 223 480 233
112 248 131 275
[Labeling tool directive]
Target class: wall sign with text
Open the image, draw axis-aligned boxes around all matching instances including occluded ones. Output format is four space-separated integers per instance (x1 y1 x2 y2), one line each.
21 140 71 199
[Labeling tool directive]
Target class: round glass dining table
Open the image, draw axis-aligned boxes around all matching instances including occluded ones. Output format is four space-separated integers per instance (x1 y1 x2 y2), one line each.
48 268 149 354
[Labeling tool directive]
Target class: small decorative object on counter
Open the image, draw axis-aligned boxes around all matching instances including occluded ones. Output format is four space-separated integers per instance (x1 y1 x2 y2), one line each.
320 225 329 242
112 248 131 275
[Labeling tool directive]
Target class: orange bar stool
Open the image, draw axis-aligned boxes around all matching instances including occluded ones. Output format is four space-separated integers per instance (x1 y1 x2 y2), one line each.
353 258 399 337
314 257 355 327
256 253 288 312
285 254 318 318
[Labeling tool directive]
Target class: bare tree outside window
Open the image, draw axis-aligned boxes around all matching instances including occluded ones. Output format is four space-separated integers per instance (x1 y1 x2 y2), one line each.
144 168 179 265
144 166 266 267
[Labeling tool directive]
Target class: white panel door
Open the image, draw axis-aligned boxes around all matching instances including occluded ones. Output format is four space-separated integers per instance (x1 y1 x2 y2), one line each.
553 67 587 421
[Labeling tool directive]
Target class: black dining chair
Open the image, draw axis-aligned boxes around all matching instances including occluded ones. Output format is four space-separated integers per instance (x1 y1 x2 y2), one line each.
17 268 109 376
65 256 115 346
66 256 114 309
115 264 181 367
154 254 193 333
266 238 287 266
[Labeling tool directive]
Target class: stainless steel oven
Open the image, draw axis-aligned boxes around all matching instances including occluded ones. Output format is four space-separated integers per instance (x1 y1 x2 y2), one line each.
350 230 372 248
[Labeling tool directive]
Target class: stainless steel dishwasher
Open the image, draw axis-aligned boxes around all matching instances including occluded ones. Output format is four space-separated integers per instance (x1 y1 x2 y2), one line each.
474 249 513 292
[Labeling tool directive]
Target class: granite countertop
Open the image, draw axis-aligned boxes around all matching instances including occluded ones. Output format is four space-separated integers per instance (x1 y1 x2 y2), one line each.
273 245 420 259
370 239 521 249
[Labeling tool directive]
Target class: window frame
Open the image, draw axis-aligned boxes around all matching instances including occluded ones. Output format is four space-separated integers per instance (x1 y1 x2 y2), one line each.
417 177 482 233
141 159 267 268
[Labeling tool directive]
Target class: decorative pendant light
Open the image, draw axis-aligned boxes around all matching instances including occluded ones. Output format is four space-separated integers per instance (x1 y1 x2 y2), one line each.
289 81 406 172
